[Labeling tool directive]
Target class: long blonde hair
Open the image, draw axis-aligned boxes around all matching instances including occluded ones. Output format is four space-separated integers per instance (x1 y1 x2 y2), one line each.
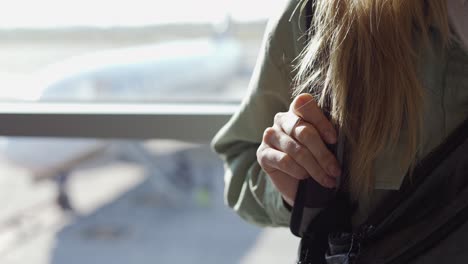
294 0 449 199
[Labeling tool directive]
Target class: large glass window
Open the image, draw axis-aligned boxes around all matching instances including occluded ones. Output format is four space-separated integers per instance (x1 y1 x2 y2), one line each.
0 1 300 263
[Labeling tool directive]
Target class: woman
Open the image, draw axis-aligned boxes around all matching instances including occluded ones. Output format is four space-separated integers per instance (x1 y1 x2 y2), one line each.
212 0 468 262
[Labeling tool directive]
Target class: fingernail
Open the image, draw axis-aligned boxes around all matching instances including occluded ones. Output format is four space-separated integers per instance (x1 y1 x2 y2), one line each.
325 131 337 144
328 165 342 177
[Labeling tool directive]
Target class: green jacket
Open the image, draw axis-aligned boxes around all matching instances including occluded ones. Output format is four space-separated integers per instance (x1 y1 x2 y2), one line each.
211 0 468 228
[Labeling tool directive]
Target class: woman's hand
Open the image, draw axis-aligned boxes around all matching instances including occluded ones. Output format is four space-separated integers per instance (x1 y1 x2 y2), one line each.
256 93 342 206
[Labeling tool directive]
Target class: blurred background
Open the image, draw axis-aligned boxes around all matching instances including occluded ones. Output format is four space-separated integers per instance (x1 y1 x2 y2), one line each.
0 0 299 263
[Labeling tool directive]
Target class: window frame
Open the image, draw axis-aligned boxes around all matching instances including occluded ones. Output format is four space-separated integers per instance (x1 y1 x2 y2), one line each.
0 102 238 142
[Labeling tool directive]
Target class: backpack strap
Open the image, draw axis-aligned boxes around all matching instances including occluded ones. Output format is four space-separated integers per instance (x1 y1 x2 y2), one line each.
291 1 355 263
356 116 468 263
290 0 347 237
366 116 468 228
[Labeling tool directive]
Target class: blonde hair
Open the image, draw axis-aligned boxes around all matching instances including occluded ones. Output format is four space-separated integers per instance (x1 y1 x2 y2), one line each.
294 0 449 199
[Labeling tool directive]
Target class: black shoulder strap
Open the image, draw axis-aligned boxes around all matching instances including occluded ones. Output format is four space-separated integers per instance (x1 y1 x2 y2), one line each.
290 0 352 238
356 116 468 263
365 115 468 233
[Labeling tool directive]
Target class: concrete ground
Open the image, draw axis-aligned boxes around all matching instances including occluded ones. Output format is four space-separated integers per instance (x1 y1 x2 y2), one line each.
0 143 299 264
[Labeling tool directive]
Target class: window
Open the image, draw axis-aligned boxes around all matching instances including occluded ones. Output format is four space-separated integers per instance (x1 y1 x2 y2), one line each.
0 0 299 263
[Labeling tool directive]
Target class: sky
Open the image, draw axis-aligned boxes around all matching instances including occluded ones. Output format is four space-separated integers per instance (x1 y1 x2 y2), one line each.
0 0 288 28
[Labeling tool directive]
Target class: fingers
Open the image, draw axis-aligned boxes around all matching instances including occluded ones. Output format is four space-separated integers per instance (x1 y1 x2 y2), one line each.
260 127 337 188
286 120 342 178
274 112 342 178
258 94 341 193
257 143 300 205
290 93 337 144
277 111 301 136
257 139 308 180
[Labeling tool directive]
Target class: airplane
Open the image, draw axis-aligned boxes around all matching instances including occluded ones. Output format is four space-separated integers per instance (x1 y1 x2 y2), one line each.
35 37 242 102
0 25 243 212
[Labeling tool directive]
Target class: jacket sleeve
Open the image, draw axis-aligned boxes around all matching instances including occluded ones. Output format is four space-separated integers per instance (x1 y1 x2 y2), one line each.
210 0 303 227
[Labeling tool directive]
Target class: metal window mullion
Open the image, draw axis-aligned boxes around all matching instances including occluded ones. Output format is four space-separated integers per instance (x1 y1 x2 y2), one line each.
0 103 238 142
